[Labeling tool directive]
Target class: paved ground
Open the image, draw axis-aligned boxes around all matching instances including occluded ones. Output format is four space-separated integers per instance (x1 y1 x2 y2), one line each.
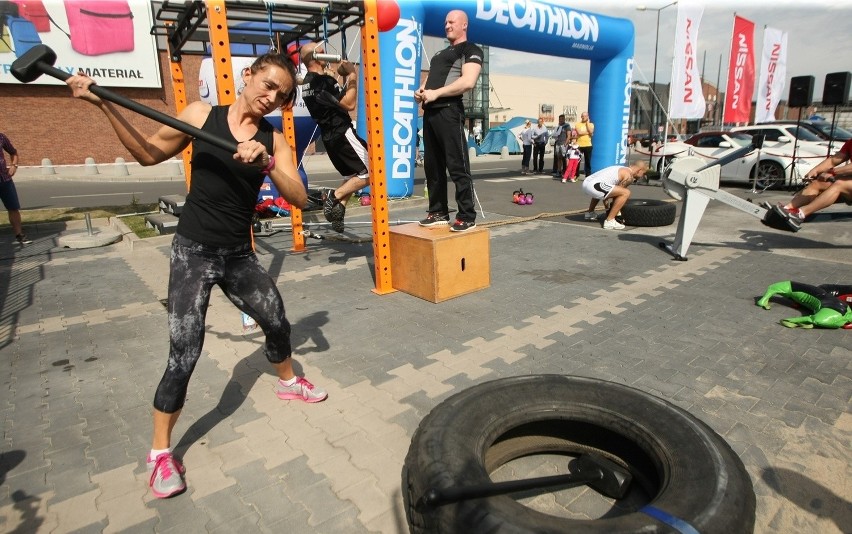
1 157 850 533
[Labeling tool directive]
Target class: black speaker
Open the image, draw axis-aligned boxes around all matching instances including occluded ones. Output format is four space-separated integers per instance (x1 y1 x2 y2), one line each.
823 72 851 106
788 75 815 108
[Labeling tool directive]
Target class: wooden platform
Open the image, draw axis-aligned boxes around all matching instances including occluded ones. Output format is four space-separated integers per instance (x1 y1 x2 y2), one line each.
389 223 490 303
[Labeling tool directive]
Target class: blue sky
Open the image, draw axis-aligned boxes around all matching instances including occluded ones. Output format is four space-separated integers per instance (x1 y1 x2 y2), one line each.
484 0 851 101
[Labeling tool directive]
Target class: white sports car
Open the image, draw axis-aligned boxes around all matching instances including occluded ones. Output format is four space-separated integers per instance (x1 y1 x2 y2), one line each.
650 130 822 190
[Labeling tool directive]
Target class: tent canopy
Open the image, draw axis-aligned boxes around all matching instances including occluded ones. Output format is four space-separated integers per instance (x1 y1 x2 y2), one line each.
478 116 535 155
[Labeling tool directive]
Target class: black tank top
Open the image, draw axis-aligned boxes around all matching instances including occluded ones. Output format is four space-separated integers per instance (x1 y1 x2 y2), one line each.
177 105 274 247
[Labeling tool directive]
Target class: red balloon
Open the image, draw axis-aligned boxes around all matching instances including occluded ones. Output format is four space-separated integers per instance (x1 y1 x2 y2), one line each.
286 43 300 67
376 0 400 32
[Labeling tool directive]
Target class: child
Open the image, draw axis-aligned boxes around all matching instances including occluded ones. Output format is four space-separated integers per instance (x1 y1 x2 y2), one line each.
562 132 582 183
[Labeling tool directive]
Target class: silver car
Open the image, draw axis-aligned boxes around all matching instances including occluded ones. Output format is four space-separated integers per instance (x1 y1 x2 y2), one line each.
651 130 820 190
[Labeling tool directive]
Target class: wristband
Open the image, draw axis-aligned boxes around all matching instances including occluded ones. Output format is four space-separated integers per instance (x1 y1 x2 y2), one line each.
828 168 836 176
261 155 275 175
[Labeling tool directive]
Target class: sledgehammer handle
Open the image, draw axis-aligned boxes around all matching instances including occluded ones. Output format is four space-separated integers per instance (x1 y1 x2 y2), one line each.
46 61 238 154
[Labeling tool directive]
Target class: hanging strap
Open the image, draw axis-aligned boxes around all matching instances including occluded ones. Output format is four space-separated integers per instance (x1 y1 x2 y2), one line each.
265 2 277 52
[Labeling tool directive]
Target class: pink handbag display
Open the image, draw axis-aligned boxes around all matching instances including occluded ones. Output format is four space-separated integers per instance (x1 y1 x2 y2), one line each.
63 0 134 56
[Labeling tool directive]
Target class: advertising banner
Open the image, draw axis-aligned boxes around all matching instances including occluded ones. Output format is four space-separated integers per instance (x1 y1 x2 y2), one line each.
754 26 787 123
669 3 705 119
723 15 755 124
0 0 161 88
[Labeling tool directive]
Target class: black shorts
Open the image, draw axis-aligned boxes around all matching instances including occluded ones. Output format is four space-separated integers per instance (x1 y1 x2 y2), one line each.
324 127 369 178
0 180 21 210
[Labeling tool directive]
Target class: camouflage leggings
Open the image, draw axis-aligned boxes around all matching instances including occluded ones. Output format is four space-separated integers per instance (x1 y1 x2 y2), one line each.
153 234 291 413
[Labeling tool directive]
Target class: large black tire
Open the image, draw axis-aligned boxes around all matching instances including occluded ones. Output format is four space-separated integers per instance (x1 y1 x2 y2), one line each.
402 375 755 533
621 199 676 227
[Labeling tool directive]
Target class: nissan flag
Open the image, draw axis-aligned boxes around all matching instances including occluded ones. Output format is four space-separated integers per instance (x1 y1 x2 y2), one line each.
669 3 705 119
723 16 755 124
755 27 788 123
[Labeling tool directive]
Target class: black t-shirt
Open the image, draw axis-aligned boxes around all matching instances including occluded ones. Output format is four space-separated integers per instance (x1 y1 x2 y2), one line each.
177 105 274 247
301 71 352 139
423 41 484 108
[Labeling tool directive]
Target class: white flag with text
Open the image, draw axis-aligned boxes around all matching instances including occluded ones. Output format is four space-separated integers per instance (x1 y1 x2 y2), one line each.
755 27 788 123
669 3 706 119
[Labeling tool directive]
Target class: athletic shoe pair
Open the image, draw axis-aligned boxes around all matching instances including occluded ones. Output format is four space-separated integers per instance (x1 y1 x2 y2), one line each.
148 376 327 499
772 203 804 232
418 212 476 232
16 234 31 245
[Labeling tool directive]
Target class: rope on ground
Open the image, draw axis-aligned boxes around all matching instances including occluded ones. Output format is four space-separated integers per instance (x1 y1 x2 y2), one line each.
277 195 681 243
302 209 593 242
477 209 590 228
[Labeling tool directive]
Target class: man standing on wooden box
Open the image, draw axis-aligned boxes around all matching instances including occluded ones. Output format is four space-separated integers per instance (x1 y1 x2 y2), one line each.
415 9 483 232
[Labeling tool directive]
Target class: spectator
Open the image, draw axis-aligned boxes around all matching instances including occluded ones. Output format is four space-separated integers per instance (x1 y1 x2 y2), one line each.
0 132 30 245
415 9 483 233
530 117 548 174
551 114 569 177
518 119 533 175
581 161 648 230
562 132 582 183
574 111 594 176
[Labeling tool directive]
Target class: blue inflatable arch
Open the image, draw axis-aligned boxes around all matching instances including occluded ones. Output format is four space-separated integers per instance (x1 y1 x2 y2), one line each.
359 0 635 198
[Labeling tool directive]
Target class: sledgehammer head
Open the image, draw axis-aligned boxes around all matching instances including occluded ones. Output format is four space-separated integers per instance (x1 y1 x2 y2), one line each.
11 44 57 83
571 453 633 499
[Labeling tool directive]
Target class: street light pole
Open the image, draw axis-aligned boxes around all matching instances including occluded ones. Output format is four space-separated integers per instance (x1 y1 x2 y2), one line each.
638 1 677 169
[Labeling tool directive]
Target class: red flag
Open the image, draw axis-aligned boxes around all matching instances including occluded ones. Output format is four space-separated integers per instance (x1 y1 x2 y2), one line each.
723 16 755 124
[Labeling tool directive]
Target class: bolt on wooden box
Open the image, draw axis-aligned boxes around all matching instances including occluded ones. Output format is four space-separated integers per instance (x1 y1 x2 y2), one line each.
389 223 490 303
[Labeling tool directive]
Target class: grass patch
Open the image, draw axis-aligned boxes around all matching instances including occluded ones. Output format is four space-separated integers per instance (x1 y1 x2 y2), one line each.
2 203 161 239
120 214 159 239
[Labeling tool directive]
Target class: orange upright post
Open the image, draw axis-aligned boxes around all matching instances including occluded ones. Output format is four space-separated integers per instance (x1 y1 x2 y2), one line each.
281 110 305 252
165 21 193 191
361 0 395 295
205 1 235 105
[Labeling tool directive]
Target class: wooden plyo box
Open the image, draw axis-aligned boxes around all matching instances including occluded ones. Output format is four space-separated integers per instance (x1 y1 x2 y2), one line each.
389 223 490 303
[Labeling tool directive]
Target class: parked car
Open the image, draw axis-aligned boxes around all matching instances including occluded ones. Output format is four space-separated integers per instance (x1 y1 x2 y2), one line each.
760 119 852 142
731 123 829 151
650 130 821 190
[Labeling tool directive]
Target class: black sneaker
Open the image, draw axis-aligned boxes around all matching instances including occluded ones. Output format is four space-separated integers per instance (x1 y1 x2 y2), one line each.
419 212 450 226
322 189 346 223
450 219 476 232
15 234 32 245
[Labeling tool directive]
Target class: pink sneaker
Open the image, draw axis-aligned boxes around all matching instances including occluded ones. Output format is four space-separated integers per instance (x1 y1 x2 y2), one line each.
276 376 328 403
147 452 186 499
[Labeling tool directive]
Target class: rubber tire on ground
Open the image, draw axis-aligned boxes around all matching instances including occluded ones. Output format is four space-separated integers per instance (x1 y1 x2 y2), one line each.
402 375 755 533
620 199 676 227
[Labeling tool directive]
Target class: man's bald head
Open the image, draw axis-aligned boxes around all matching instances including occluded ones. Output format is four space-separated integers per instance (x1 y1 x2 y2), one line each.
445 10 469 44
